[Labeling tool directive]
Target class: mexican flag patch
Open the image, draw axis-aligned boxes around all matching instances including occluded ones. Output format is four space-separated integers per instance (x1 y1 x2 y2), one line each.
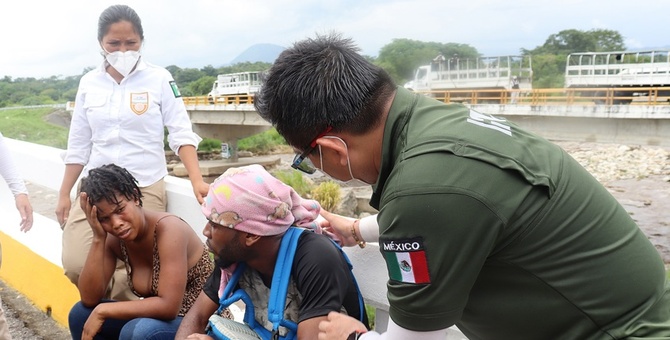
169 81 182 98
381 237 431 284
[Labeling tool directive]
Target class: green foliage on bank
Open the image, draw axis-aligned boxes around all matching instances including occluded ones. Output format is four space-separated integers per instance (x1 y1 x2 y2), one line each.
311 181 341 211
273 170 314 197
237 129 287 154
0 107 68 148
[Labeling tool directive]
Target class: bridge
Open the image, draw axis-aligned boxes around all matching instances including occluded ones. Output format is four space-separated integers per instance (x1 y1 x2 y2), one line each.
182 87 670 152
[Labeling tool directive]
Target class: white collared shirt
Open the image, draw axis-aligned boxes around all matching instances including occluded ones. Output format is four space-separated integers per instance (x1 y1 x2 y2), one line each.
64 59 201 186
0 132 28 196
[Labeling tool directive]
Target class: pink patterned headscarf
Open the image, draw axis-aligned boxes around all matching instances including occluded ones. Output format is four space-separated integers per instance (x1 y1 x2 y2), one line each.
201 164 322 236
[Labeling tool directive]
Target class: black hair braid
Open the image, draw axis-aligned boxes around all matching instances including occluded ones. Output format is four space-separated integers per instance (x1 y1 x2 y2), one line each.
80 164 143 207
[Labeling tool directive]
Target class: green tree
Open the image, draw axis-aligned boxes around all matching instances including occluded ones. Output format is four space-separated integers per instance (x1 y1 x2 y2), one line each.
376 39 478 84
522 28 626 88
188 76 216 96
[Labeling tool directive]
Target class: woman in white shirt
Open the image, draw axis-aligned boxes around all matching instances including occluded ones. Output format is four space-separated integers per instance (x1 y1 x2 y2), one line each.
55 4 208 302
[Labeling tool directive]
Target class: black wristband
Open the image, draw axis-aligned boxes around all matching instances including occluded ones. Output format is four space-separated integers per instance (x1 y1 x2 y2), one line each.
347 331 362 340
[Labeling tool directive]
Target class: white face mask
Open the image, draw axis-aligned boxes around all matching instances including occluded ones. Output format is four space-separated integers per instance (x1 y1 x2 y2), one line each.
103 49 141 77
318 136 372 187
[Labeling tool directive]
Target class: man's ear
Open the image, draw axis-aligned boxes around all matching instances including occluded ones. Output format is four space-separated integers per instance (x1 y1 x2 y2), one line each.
315 137 348 167
244 233 262 246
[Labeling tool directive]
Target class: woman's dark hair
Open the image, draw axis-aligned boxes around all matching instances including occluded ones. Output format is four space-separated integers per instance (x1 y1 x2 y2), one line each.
80 164 143 207
97 4 144 42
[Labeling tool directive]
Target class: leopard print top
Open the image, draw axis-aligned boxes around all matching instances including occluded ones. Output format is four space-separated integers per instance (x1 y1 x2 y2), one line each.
120 215 214 316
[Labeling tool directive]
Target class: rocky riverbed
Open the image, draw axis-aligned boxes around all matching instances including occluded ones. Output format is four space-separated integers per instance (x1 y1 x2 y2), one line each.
2 140 669 339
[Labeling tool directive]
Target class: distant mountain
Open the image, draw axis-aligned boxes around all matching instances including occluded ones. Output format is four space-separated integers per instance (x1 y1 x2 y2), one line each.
229 43 285 64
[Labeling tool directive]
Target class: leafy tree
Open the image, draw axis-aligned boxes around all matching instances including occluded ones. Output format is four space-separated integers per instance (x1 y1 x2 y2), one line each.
188 76 216 96
40 88 60 101
376 39 478 84
522 28 626 88
200 65 218 77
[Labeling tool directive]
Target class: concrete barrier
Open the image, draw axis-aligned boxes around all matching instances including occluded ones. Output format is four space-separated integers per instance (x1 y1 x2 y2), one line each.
0 138 467 338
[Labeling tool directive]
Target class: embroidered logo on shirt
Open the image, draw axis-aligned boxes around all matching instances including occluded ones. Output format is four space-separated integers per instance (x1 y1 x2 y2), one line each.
130 92 149 115
381 237 431 284
169 81 182 98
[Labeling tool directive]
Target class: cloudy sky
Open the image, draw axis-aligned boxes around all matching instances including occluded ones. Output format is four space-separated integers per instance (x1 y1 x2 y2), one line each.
2 0 668 78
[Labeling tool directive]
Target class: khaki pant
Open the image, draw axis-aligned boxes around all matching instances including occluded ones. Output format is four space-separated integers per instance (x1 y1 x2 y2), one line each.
0 244 12 340
61 178 167 301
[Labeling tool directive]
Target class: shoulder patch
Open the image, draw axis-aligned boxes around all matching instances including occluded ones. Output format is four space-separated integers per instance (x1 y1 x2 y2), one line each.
380 237 431 284
169 81 182 98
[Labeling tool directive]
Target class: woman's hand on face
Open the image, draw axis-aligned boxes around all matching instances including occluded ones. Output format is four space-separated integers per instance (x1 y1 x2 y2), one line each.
79 192 107 239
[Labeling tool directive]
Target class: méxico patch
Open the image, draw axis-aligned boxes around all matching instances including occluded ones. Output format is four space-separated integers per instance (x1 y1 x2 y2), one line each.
381 237 431 284
169 81 182 98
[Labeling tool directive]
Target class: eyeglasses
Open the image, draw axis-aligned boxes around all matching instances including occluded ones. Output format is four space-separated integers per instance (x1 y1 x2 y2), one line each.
291 126 333 174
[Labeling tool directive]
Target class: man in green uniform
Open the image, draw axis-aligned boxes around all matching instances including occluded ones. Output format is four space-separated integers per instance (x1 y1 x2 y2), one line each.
254 33 670 339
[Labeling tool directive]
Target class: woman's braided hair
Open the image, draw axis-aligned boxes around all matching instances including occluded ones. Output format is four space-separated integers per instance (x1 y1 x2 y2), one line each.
80 164 143 207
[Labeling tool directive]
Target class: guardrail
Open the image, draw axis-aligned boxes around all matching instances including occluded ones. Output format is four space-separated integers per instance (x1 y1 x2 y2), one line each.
181 87 670 107
182 95 255 106
419 86 670 105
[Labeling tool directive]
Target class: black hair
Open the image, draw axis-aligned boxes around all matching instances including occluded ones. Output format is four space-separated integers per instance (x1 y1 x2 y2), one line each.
80 164 143 207
97 4 144 42
254 32 396 150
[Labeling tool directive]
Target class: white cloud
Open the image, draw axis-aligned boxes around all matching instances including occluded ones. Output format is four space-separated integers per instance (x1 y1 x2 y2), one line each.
2 0 669 78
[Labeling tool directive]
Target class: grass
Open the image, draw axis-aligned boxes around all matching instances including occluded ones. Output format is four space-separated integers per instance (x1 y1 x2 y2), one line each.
0 107 289 155
0 108 68 148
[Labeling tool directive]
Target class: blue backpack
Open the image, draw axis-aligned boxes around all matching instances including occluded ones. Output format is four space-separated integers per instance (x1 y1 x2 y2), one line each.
207 227 366 340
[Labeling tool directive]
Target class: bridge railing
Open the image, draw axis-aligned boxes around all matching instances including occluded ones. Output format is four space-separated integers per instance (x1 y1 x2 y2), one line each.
181 87 670 107
421 86 670 105
183 95 255 106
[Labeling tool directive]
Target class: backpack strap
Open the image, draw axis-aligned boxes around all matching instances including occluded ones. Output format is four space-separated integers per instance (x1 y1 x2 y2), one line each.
328 239 366 324
267 227 304 338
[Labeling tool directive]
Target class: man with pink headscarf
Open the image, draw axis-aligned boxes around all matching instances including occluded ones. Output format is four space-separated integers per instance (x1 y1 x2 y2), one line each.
175 164 369 340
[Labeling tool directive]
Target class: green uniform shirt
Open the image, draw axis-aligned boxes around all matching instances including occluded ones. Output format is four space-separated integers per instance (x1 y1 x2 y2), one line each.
371 87 670 339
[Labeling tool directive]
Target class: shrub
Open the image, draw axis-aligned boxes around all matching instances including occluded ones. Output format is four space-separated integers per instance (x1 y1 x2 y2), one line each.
238 128 287 154
199 138 223 153
273 170 313 197
311 181 341 211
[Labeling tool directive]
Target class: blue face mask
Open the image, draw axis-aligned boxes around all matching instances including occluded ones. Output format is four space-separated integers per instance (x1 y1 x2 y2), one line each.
318 136 371 187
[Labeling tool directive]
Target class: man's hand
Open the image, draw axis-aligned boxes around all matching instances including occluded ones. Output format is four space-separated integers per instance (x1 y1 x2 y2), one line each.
55 194 71 229
192 179 209 204
14 193 33 232
318 312 367 340
319 210 358 247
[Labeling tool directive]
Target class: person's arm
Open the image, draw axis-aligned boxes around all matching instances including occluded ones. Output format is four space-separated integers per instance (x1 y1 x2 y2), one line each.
56 164 84 226
175 291 220 339
76 193 117 306
319 210 379 246
14 193 33 232
298 316 327 339
318 312 448 340
0 133 33 232
159 72 207 203
177 144 209 203
57 84 90 226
